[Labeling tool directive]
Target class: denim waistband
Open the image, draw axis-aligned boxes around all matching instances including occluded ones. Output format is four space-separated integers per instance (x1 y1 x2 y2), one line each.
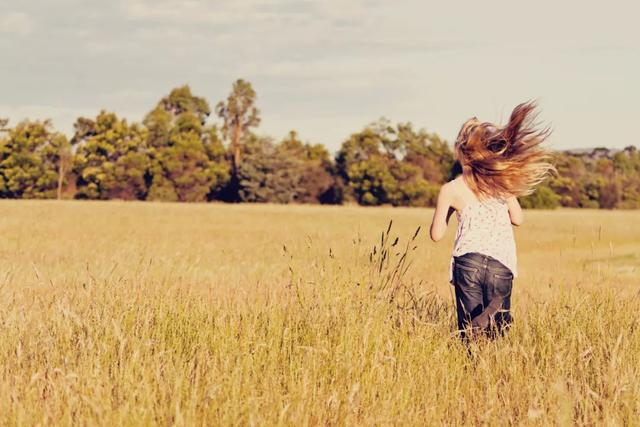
453 252 511 273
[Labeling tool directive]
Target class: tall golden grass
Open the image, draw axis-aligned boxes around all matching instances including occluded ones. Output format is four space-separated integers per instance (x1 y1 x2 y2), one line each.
0 201 638 425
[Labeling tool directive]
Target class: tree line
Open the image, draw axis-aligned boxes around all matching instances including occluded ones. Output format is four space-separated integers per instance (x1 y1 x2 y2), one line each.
1 80 639 209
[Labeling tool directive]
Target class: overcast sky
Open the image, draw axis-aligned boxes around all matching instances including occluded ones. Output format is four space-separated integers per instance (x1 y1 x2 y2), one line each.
1 0 639 151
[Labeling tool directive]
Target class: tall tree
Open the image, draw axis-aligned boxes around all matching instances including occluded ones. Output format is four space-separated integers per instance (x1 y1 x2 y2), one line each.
72 111 149 200
216 79 260 172
57 140 72 199
144 86 230 202
0 120 70 199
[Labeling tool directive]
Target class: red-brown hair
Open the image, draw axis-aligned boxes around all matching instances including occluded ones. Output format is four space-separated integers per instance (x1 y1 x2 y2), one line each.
454 101 554 198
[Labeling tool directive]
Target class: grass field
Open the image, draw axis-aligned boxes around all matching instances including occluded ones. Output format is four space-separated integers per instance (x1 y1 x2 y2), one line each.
0 201 639 425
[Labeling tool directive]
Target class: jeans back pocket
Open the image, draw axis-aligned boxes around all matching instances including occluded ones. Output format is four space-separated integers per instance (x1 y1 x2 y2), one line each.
454 263 480 288
491 272 513 297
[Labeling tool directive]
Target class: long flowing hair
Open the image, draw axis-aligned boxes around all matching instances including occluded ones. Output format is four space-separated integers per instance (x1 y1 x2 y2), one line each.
454 101 555 198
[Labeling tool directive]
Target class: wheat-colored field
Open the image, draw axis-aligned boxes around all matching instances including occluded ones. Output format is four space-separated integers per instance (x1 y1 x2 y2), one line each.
0 201 638 425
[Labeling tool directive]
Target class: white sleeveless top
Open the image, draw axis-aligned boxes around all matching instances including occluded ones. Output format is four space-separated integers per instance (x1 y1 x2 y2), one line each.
450 197 518 281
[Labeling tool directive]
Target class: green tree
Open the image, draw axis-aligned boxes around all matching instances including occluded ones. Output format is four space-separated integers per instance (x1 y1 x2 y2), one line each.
236 135 302 203
548 153 587 207
336 120 446 206
72 111 150 200
400 123 455 183
0 120 70 199
278 131 340 204
547 148 640 209
144 86 230 202
519 184 561 209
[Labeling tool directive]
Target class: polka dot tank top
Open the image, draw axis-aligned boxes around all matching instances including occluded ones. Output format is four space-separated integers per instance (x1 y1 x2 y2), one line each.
450 197 518 281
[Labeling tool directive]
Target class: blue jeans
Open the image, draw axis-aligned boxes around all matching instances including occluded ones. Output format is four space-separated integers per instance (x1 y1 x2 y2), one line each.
452 252 513 337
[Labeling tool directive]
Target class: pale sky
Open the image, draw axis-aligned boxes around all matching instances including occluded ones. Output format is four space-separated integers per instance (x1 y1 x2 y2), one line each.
1 0 639 151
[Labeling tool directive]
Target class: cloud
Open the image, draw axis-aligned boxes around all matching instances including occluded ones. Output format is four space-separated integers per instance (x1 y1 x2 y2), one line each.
121 0 283 25
0 12 34 36
120 0 370 24
1 0 638 151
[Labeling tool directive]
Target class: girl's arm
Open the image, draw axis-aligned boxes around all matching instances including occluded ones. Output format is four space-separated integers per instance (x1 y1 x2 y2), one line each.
430 183 455 242
507 196 524 226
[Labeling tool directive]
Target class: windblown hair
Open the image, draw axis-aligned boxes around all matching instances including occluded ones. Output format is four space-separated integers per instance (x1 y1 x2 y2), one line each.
454 101 555 198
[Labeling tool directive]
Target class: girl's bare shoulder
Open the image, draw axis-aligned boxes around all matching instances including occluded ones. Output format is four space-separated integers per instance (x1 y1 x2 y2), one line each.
437 179 462 209
439 179 457 196
442 177 464 194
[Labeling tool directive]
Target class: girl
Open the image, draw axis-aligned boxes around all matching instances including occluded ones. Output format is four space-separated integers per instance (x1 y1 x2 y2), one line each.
429 102 553 337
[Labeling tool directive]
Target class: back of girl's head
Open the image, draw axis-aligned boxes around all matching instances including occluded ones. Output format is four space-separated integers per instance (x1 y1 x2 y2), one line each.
454 101 554 198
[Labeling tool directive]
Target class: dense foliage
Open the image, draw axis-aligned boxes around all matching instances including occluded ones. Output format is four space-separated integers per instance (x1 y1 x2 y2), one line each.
1 82 638 208
71 112 149 200
0 119 70 199
336 120 453 206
